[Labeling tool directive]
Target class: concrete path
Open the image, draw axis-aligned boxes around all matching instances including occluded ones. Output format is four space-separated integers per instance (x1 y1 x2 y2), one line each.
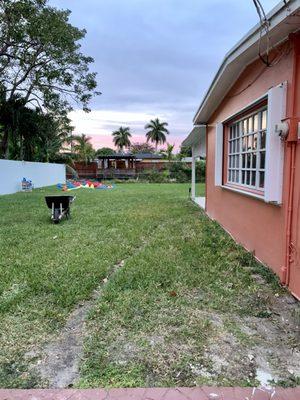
0 387 299 399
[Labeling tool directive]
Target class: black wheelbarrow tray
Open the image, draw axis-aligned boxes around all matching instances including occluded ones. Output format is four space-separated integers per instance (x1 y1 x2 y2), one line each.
45 195 76 224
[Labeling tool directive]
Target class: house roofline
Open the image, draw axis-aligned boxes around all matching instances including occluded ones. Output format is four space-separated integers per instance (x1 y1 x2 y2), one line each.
193 0 300 124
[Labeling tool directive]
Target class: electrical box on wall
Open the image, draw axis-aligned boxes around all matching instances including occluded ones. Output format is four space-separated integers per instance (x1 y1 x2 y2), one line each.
275 122 289 139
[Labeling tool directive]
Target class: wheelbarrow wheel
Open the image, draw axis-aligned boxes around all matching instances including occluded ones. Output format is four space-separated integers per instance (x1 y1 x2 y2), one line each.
53 208 60 224
66 208 71 219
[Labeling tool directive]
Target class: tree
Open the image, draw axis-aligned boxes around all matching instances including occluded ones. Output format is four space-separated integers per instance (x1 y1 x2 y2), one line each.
0 0 99 157
35 113 72 162
95 147 116 157
112 127 131 151
72 134 95 165
178 144 192 159
130 142 155 154
163 143 175 161
145 118 169 151
0 94 25 159
0 94 71 161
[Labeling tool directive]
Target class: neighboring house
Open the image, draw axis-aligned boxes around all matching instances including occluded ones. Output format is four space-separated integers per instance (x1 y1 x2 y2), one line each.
72 161 98 178
72 153 195 179
183 0 300 299
135 154 196 170
97 154 136 170
97 152 192 174
97 153 164 172
134 153 166 171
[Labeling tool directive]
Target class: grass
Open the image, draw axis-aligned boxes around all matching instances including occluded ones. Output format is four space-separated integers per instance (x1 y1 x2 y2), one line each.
0 183 293 389
195 181 205 198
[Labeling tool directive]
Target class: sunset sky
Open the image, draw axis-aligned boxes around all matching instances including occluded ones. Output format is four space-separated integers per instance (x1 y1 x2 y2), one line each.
49 0 279 151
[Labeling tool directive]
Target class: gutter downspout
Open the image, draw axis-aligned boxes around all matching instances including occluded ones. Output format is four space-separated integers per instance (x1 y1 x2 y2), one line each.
282 142 296 285
281 33 300 286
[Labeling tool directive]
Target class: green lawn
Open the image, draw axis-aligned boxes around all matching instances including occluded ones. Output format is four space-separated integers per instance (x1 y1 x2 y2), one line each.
195 182 205 198
0 183 298 389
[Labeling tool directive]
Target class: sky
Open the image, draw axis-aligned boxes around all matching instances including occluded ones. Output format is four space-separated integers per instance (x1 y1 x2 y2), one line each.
49 0 280 151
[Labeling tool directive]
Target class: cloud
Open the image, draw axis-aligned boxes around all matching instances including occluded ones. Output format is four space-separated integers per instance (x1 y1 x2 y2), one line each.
50 0 280 148
69 110 167 135
69 108 187 150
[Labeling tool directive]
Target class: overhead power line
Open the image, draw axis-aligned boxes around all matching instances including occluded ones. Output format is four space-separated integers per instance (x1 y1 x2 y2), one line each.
252 0 271 66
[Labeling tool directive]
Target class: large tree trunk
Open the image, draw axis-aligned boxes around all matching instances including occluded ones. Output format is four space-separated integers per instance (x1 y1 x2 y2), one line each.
0 126 10 159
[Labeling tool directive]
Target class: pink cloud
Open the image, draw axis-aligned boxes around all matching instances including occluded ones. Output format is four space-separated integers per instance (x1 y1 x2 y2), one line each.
89 134 182 151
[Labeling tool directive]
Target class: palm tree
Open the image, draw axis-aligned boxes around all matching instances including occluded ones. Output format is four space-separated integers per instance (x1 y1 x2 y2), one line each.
145 118 169 151
112 127 132 151
72 134 95 165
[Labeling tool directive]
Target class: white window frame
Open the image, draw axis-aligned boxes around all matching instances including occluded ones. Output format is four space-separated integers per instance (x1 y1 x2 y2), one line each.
227 106 267 192
214 82 287 204
215 122 223 186
264 83 287 204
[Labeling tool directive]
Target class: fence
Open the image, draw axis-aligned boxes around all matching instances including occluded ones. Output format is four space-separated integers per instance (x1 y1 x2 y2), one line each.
72 162 98 178
0 159 66 195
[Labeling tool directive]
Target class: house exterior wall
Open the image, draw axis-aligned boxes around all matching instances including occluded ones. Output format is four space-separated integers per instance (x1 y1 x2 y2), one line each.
205 40 299 290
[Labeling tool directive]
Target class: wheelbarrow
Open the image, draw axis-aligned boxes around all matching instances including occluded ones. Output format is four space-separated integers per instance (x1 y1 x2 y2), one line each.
45 195 76 224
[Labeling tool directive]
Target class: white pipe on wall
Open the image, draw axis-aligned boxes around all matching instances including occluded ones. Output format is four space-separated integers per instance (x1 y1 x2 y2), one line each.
191 146 196 199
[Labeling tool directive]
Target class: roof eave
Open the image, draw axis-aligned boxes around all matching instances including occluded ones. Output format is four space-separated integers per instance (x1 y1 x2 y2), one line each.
193 0 300 124
182 125 206 147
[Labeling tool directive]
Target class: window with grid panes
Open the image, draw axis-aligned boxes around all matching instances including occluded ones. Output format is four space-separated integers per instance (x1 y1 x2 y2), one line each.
227 107 267 191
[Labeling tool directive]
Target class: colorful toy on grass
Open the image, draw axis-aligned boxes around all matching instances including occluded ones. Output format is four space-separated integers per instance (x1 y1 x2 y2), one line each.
97 184 114 190
57 180 115 191
21 177 34 192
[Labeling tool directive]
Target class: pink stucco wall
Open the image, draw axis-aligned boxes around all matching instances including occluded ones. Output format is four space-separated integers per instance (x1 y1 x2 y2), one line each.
205 40 298 288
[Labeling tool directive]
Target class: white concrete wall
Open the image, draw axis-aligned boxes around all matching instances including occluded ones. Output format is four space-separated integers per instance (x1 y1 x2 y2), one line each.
0 159 66 195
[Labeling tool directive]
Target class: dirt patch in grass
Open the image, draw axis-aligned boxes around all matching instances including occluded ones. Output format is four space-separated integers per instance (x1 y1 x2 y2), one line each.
196 294 300 387
29 258 127 388
80 292 300 388
28 220 172 388
29 299 93 388
78 204 300 389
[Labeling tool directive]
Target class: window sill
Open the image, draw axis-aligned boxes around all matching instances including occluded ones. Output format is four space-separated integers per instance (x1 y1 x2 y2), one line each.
220 185 282 206
221 184 265 201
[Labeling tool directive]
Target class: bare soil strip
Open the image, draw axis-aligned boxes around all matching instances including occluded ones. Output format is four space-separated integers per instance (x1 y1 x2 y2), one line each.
32 258 125 388
32 228 160 388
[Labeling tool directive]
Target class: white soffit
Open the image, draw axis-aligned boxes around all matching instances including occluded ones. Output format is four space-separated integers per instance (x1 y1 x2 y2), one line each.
182 125 206 147
193 0 300 125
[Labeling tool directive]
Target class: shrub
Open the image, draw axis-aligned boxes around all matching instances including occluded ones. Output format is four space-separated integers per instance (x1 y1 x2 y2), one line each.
177 171 189 183
101 161 206 184
169 161 206 183
143 169 167 183
169 162 190 181
196 160 206 182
